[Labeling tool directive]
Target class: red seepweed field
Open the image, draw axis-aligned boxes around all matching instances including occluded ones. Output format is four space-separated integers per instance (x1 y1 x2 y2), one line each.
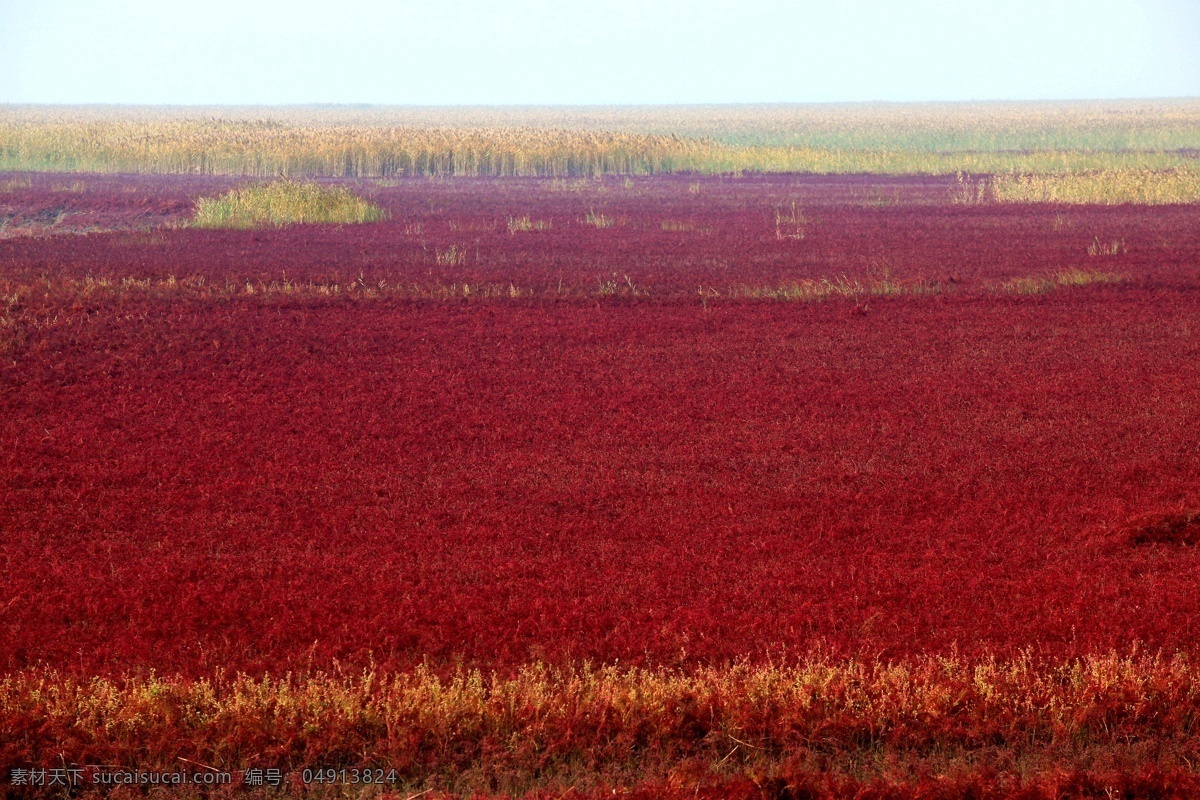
3 172 1200 797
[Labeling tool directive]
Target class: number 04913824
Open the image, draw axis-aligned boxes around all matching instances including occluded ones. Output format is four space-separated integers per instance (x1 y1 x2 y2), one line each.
301 768 399 785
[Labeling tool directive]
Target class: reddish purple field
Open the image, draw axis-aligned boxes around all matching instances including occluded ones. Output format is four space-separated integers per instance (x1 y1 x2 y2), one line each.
3 174 1200 676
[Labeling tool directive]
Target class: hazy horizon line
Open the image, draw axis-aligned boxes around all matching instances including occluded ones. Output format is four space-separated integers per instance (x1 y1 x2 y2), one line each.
4 97 1200 110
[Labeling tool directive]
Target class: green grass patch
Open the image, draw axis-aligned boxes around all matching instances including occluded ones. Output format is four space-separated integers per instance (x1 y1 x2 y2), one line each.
193 181 386 229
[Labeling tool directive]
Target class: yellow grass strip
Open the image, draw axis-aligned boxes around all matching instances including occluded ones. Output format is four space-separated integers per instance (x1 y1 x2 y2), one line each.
1002 269 1125 295
728 276 943 301
993 168 1200 205
3 654 1200 796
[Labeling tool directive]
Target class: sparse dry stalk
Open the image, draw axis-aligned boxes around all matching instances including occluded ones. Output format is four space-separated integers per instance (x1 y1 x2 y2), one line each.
774 201 807 239
584 209 614 228
507 216 551 233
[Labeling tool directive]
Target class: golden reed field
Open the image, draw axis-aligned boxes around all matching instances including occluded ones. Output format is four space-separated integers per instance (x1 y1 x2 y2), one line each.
3 100 1200 192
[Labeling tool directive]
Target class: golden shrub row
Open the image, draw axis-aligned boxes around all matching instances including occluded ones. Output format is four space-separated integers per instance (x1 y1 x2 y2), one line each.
4 653 1200 794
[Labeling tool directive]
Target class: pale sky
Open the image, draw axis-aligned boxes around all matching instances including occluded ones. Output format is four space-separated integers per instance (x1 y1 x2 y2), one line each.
1 0 1197 104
